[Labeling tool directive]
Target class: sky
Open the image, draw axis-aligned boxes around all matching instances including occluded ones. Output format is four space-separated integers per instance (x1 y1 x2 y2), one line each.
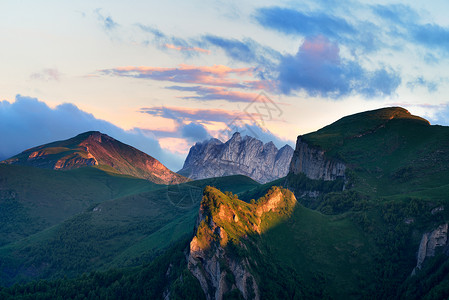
1 0 449 171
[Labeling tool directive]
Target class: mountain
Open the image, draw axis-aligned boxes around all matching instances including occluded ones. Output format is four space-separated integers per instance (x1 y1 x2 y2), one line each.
2 131 188 185
178 132 294 183
2 107 449 299
0 168 260 285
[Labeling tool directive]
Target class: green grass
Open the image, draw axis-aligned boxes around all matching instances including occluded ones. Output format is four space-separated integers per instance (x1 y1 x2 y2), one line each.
0 172 260 286
0 165 159 246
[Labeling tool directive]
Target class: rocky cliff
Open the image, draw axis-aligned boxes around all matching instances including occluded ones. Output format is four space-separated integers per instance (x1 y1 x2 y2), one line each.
289 137 346 181
412 223 448 275
188 186 296 300
2 131 188 185
178 132 294 184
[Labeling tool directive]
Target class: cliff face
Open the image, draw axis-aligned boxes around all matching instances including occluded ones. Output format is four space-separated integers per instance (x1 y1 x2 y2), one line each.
412 223 448 275
2 131 188 185
179 132 294 184
188 186 296 300
289 137 346 181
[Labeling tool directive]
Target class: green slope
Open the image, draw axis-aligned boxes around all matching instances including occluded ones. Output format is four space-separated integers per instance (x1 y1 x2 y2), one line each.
0 173 260 286
0 164 158 246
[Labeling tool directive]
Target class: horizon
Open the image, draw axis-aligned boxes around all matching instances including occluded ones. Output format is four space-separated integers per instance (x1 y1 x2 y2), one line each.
1 1 449 170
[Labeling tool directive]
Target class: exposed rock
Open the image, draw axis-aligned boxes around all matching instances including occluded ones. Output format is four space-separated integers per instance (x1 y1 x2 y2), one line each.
188 186 296 299
289 137 346 181
178 132 294 184
412 223 448 275
431 206 444 215
2 131 188 185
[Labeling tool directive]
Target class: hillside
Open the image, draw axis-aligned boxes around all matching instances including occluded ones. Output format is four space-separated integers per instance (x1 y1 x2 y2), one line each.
0 185 376 299
0 173 260 285
2 107 449 299
0 164 158 247
178 132 294 183
2 131 188 185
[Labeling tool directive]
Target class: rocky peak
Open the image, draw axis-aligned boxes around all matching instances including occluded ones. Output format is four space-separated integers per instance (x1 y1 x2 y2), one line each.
188 186 296 300
2 131 188 185
178 133 294 183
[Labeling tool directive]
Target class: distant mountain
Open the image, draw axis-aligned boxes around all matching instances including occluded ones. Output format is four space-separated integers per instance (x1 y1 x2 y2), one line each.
178 132 294 183
2 131 188 185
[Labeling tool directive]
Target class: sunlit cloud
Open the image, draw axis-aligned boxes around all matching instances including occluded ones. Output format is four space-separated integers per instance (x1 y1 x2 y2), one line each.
167 86 263 103
100 64 255 88
164 43 210 54
140 106 256 123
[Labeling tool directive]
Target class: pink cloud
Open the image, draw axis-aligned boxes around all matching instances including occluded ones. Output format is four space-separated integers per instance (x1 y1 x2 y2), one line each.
300 35 340 63
167 85 264 103
100 64 255 88
140 106 259 123
164 44 211 54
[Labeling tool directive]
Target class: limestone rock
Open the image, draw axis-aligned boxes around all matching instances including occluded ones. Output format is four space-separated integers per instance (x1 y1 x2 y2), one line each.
178 132 294 184
412 223 448 275
289 137 346 181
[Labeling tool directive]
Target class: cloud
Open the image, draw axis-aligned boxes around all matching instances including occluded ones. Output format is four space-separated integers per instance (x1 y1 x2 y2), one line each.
95 9 118 31
140 106 254 123
372 4 449 54
277 36 401 97
138 24 209 56
0 95 184 170
180 122 211 143
255 6 355 39
139 105 292 148
430 104 449 126
167 85 262 103
372 4 419 26
30 68 63 81
164 43 210 54
407 77 438 93
100 64 254 88
411 24 449 53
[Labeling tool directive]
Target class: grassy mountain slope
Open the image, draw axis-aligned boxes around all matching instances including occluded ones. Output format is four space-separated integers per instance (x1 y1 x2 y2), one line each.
2 107 449 298
300 107 449 197
2 131 188 184
0 185 374 299
0 174 260 286
189 186 374 299
0 164 158 247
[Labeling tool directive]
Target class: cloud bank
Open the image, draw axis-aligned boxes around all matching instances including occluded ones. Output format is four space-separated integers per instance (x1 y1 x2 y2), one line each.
0 95 184 170
277 36 401 97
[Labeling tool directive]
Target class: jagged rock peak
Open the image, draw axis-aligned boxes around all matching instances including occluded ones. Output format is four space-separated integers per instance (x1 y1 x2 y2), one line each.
178 132 294 184
188 186 296 300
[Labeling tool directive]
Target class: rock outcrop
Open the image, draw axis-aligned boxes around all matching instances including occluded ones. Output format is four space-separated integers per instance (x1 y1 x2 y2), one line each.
2 131 188 185
188 186 296 299
289 137 346 181
178 132 294 184
412 223 448 275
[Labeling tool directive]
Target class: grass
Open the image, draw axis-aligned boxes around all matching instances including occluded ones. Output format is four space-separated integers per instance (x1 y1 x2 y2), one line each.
0 171 261 286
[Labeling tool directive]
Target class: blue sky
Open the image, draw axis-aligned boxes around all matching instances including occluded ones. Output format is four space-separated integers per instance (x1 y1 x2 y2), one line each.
1 0 449 170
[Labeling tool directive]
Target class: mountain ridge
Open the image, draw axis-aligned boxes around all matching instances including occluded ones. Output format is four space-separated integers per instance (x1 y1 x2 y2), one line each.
178 132 294 183
2 131 188 185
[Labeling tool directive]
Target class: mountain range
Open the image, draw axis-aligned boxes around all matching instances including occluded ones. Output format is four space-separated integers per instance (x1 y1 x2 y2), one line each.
178 132 294 183
1 107 449 299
